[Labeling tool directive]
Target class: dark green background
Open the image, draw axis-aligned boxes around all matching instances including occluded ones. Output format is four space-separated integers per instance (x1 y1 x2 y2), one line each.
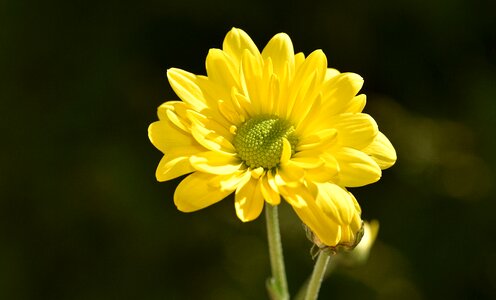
1 0 495 299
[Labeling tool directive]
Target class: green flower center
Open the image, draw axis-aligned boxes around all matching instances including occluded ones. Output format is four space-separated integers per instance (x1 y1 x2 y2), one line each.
233 115 298 169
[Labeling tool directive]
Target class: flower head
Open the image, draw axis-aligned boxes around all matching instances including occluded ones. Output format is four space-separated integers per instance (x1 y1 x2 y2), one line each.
148 28 396 247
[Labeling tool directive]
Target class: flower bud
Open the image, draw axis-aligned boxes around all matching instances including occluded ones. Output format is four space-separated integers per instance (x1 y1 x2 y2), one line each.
304 222 365 258
337 220 380 266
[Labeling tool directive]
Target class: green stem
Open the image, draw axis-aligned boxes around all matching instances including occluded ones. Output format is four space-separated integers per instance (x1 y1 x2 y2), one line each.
265 204 289 300
304 251 330 300
294 254 337 300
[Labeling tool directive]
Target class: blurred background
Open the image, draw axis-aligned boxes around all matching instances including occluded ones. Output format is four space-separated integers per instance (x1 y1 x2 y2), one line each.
1 0 495 299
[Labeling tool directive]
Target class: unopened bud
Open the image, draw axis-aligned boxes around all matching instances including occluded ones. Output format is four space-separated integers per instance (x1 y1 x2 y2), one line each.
338 220 380 266
304 222 365 258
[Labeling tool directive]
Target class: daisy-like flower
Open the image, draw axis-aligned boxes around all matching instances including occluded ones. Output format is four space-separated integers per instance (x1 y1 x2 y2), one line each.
148 28 396 247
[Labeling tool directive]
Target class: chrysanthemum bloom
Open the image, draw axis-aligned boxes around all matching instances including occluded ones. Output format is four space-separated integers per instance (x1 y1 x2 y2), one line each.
149 28 396 247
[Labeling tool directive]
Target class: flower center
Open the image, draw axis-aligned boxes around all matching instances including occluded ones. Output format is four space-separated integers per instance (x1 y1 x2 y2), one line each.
233 115 298 169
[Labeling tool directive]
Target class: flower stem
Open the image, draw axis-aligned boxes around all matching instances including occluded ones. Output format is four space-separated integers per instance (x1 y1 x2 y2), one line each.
265 204 289 300
294 254 337 300
304 251 330 300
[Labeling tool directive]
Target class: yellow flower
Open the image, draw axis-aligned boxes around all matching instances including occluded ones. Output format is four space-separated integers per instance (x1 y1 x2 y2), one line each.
148 28 396 247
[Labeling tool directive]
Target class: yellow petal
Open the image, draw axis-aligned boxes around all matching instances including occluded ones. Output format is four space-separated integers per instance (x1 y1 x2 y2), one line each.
276 162 305 186
195 75 230 107
325 68 340 80
260 174 281 205
187 110 236 154
330 113 378 149
251 167 264 179
303 151 340 183
167 68 207 110
304 164 339 183
190 76 244 130
148 120 203 156
267 170 280 194
217 99 244 125
290 150 324 169
155 156 194 182
321 73 364 116
289 50 327 121
190 151 242 175
190 125 234 154
239 50 264 115
346 94 367 113
272 59 292 117
362 131 397 169
350 192 362 214
334 147 382 187
235 178 265 222
293 94 324 137
290 186 363 247
187 76 243 129
280 137 292 164
262 33 295 81
294 52 305 71
289 70 320 123
231 88 255 118
279 182 312 208
260 57 280 115
209 170 250 191
157 102 173 121
276 165 307 208
222 27 261 66
265 72 280 115
297 128 337 152
149 117 206 181
206 49 239 91
158 101 191 132
290 194 343 246
174 172 235 212
315 183 357 224
292 50 327 88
